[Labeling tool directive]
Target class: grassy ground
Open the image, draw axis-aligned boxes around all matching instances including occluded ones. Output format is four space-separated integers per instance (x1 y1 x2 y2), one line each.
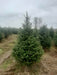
0 35 17 68
0 35 17 56
0 34 57 75
0 56 13 70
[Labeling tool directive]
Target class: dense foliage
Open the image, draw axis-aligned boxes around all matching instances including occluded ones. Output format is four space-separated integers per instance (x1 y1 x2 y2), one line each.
49 27 54 39
39 25 51 49
13 13 44 66
54 31 57 46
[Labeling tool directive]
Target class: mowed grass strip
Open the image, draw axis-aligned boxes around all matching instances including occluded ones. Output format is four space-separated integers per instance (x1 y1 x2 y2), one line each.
0 49 3 55
0 34 17 56
0 56 14 70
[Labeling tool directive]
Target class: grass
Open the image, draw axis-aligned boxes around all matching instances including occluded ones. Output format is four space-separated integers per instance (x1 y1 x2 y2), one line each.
0 34 17 56
0 34 17 70
0 56 13 70
0 48 3 55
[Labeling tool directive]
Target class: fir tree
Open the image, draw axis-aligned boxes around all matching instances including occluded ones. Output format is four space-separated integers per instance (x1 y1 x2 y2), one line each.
13 13 43 66
49 27 54 39
39 25 51 49
54 31 57 46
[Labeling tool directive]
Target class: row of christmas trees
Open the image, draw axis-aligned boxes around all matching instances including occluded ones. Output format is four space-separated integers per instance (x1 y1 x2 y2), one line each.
13 13 57 66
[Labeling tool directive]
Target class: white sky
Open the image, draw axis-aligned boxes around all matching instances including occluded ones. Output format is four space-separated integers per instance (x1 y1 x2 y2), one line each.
0 0 57 28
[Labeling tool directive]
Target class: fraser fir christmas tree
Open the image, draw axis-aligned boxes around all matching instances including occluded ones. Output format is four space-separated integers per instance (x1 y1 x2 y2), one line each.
13 13 43 66
39 25 51 49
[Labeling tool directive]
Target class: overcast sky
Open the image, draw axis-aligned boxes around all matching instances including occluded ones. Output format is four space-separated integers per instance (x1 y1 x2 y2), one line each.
0 0 57 28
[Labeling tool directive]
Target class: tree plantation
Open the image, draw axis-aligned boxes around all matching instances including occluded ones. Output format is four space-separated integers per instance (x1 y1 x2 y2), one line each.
12 13 57 67
0 13 57 75
0 27 18 41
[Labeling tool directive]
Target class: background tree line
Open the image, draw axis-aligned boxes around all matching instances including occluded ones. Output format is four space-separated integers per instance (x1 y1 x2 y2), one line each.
0 27 18 42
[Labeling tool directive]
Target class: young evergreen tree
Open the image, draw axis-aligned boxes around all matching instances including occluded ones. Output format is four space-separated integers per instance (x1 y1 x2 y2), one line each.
49 27 54 39
39 25 51 49
3 28 9 38
12 13 44 66
54 31 57 46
